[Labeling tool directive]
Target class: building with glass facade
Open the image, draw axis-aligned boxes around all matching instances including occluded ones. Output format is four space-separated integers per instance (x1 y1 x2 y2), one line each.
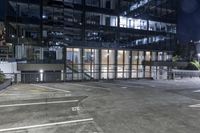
3 0 178 82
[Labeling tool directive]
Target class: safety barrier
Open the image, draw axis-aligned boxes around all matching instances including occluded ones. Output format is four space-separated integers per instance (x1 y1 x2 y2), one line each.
171 69 200 79
0 79 11 90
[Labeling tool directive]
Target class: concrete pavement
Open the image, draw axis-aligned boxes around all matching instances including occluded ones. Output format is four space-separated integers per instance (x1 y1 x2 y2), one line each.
0 79 200 132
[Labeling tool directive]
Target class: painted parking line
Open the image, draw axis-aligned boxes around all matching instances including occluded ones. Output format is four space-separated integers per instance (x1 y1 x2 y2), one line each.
193 90 200 93
31 84 70 93
0 92 63 96
0 118 94 132
117 81 156 87
0 93 72 98
68 83 110 90
0 87 11 95
189 104 200 108
98 82 143 88
0 100 79 108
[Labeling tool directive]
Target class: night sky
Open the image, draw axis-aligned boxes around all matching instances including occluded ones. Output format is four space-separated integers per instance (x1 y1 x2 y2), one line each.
178 0 200 43
0 0 5 21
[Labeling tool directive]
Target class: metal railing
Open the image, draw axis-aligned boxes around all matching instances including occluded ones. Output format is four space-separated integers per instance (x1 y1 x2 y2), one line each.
171 69 200 79
2 68 171 83
3 72 95 83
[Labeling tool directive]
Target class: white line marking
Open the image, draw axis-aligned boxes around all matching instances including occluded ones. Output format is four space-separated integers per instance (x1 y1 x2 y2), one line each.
0 118 94 132
68 83 109 90
0 87 11 95
1 92 70 95
189 104 200 108
117 81 155 87
31 84 70 93
98 82 143 88
0 100 79 108
193 90 200 93
0 93 71 97
121 87 127 89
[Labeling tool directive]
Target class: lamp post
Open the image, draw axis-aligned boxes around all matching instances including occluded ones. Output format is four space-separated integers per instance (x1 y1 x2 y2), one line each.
198 53 200 62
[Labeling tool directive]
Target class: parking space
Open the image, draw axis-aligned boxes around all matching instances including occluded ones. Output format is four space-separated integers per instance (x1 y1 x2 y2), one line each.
0 79 200 132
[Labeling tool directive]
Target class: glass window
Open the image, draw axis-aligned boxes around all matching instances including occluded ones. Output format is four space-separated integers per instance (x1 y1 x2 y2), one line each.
101 49 108 79
152 52 157 61
117 50 124 78
66 48 81 80
86 0 99 7
83 49 99 79
132 51 138 64
120 16 127 28
158 52 163 61
145 51 151 61
101 49 115 79
132 51 138 78
108 50 115 79
138 51 144 78
124 51 130 78
138 51 144 64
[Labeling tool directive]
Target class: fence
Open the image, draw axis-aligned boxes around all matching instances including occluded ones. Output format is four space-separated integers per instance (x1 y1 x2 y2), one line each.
0 79 12 91
3 72 96 83
171 69 200 79
1 66 173 84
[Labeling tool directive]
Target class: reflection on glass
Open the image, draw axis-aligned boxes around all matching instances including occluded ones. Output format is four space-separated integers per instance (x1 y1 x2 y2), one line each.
132 51 138 78
62 49 169 80
124 51 130 78
117 50 123 78
101 50 108 79
66 48 81 80
83 49 99 79
101 49 115 79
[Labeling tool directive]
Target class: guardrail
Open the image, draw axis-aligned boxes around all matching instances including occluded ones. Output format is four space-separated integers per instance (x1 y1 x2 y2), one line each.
171 69 200 79
0 79 12 91
2 72 95 83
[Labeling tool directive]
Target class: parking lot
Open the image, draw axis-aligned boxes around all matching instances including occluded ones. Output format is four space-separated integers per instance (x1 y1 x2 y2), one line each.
0 79 200 133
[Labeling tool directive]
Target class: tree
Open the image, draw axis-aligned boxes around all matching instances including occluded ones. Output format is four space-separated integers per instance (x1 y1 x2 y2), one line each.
190 60 200 70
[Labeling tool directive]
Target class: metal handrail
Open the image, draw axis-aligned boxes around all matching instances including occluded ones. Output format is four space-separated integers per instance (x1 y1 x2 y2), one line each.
171 69 200 79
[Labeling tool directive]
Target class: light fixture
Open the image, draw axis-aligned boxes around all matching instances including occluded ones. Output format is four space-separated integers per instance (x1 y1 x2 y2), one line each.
39 69 44 73
42 15 47 19
39 69 44 82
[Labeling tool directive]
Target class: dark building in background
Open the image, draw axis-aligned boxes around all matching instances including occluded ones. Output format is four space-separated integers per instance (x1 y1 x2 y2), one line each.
3 0 178 82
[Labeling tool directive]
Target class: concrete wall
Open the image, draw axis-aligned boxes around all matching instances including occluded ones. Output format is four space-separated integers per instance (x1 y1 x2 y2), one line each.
0 62 18 73
0 79 11 91
0 62 20 80
143 61 188 67
17 63 64 71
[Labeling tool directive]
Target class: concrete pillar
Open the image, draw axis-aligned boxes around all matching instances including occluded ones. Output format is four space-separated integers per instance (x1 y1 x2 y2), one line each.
40 47 43 60
109 50 115 79
100 14 106 25
94 49 99 79
124 51 130 78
